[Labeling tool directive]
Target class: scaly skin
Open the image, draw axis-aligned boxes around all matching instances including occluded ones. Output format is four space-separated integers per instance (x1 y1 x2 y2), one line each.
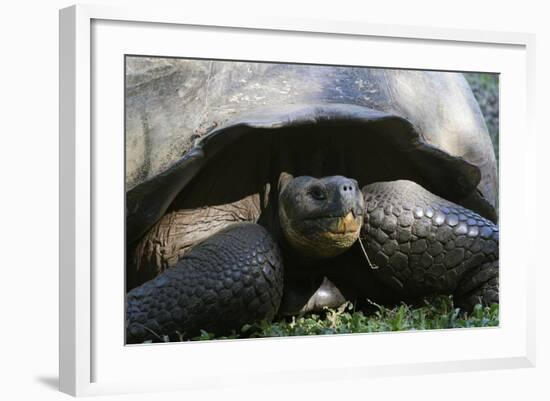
361 180 498 309
126 223 284 343
126 178 499 342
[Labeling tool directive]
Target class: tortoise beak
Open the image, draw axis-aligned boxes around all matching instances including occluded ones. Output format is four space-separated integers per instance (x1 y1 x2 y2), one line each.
334 211 362 234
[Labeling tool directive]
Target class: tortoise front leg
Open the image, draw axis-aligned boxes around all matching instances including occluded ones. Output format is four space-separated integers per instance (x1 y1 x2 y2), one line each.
453 260 499 310
126 223 284 343
361 180 499 310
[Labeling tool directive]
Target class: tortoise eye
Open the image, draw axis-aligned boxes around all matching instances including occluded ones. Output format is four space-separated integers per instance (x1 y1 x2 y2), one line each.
308 186 326 201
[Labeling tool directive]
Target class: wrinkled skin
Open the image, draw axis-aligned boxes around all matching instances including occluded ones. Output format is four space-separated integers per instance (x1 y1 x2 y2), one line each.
126 176 498 343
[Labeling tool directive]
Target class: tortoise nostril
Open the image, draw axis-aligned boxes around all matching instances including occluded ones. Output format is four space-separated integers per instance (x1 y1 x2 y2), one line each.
341 184 355 193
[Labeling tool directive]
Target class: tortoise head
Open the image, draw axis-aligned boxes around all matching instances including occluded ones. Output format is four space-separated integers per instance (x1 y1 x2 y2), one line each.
277 173 365 259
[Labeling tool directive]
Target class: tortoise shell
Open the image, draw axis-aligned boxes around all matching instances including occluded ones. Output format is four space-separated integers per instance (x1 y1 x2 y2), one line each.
125 58 497 244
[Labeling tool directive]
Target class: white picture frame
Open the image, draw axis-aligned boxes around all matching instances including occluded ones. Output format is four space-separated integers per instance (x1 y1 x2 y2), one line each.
59 4 536 397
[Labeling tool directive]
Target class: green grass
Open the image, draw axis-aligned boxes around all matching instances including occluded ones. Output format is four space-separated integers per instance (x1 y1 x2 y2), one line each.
178 296 499 342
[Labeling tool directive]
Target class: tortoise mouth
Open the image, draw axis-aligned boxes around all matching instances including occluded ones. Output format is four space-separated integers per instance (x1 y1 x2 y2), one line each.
281 213 363 259
305 212 363 235
329 212 362 235
278 205 364 259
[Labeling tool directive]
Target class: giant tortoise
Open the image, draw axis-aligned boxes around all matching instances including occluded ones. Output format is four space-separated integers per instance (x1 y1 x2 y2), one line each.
125 58 499 343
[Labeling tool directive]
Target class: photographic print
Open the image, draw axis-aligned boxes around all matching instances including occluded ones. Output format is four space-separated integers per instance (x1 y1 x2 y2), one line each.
125 57 499 344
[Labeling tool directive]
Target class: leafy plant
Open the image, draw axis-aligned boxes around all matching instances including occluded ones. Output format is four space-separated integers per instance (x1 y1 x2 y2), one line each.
177 295 499 342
